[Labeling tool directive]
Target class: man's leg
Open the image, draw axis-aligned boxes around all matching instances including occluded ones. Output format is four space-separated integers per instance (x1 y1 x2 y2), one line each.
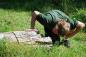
44 27 60 45
31 11 41 29
51 35 60 45
62 37 70 48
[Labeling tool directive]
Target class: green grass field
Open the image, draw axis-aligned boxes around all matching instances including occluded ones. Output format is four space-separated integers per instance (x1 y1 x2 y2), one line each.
0 33 86 57
0 6 86 57
0 9 44 33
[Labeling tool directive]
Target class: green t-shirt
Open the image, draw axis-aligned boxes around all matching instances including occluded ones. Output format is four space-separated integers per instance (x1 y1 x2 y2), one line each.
37 10 77 30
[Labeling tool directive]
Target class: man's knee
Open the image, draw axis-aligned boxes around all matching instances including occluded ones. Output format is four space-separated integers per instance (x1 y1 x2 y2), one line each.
32 11 41 19
32 11 41 16
77 21 85 29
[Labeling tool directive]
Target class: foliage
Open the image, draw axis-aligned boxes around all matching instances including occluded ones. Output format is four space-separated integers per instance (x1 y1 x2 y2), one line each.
71 9 86 32
0 0 86 12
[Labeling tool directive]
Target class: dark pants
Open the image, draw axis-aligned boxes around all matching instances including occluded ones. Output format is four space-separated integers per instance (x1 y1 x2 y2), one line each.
44 27 60 44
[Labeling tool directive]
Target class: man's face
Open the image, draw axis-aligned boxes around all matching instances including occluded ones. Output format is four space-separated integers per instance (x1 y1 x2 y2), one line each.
52 20 70 36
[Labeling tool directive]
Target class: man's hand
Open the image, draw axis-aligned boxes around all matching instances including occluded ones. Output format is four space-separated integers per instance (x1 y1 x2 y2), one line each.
26 29 39 34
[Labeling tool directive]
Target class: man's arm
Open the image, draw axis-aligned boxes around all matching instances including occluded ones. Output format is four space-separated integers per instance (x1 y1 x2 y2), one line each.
65 27 80 37
65 21 85 38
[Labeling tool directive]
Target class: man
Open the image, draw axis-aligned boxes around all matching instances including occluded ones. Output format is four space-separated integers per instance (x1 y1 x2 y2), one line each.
31 10 85 47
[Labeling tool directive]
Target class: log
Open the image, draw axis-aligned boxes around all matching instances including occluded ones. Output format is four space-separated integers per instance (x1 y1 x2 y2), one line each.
0 29 52 45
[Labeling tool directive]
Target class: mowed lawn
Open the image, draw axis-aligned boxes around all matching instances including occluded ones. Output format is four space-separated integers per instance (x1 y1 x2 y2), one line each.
0 9 86 57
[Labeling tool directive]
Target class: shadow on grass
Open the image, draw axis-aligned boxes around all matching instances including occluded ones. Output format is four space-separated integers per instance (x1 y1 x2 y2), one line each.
0 0 86 12
0 0 55 12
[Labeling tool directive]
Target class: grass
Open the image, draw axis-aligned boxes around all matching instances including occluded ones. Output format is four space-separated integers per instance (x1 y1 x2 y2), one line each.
0 8 44 33
0 9 30 32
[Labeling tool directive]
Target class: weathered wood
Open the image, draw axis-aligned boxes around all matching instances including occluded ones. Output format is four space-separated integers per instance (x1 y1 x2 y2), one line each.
0 29 52 45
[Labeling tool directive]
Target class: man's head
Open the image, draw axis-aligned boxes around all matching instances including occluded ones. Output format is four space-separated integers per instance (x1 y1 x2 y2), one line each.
55 20 70 36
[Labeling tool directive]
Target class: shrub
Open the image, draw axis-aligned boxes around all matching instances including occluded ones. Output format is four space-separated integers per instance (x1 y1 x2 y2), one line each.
71 9 86 32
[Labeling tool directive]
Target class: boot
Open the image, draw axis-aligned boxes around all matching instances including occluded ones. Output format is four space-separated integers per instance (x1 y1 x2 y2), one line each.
63 40 70 48
52 38 60 46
